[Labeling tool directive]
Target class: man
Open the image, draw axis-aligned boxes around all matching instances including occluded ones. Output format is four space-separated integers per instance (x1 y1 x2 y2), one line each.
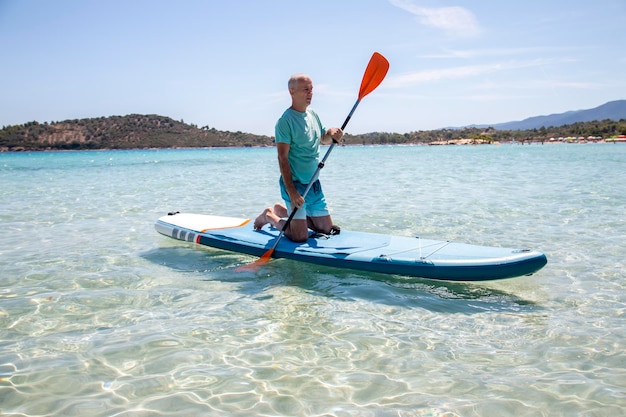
253 73 343 242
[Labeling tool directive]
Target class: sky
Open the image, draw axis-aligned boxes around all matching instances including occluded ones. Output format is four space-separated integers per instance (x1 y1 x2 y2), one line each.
1 0 625 136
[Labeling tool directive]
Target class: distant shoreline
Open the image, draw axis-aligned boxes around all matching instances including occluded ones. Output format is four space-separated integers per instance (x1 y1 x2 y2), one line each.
2 114 625 152
2 140 625 153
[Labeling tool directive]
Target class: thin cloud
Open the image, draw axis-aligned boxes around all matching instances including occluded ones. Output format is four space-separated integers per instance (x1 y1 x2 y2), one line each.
418 46 586 60
523 80 603 90
386 60 546 88
388 0 481 38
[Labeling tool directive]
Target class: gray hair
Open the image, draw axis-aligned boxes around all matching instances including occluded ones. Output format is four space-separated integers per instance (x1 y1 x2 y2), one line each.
288 73 311 90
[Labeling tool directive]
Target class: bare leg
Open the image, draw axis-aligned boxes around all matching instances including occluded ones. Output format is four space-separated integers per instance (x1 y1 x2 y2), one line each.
256 202 330 242
253 205 311 242
285 219 309 242
274 203 309 242
308 215 334 234
253 207 285 230
270 202 310 241
273 203 289 218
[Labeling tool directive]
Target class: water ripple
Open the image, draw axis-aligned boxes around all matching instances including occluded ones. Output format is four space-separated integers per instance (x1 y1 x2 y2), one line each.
1 146 625 416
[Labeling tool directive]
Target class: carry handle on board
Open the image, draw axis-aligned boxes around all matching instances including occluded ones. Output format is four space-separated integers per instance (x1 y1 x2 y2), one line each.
236 52 390 272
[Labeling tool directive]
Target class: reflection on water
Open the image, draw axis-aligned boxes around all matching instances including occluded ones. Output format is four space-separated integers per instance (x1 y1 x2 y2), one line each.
142 245 541 315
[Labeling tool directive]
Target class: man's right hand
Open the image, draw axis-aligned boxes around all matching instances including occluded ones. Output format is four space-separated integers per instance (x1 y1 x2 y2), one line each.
289 191 305 209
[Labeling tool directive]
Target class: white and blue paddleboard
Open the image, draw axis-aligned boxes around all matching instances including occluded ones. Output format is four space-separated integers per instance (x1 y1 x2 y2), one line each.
155 212 547 282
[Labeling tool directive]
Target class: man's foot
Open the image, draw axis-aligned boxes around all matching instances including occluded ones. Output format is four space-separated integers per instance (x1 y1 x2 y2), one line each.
253 207 273 230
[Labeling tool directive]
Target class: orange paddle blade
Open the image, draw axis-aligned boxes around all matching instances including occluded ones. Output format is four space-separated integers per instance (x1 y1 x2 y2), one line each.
234 249 274 272
358 52 390 100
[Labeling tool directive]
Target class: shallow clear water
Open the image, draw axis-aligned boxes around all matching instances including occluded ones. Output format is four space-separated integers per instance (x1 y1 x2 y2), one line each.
1 144 624 416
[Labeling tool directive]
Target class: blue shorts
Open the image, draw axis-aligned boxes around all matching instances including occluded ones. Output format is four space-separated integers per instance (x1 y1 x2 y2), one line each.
279 177 330 221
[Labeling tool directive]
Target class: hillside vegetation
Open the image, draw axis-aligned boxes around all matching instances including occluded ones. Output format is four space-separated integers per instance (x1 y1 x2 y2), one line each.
345 119 626 146
2 114 626 152
0 114 273 151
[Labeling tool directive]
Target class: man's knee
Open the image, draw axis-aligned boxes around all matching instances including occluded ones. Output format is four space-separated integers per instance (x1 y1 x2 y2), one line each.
286 230 308 242
284 219 308 242
308 215 333 234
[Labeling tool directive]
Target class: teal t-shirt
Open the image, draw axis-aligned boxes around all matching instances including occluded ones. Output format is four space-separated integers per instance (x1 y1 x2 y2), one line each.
275 108 326 184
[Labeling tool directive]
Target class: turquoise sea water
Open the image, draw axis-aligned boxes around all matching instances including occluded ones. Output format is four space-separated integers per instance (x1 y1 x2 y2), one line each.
1 144 625 416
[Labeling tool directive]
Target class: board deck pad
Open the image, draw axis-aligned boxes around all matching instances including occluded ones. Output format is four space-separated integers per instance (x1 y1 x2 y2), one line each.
155 212 547 281
163 213 251 232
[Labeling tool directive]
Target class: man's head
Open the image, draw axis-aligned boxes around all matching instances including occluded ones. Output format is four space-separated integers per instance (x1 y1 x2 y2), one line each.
288 74 313 111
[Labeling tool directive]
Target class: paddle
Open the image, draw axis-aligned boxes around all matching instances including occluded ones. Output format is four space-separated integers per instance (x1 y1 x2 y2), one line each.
236 52 390 272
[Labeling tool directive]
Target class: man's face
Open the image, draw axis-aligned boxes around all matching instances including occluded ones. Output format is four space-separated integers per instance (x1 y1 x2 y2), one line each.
290 77 313 109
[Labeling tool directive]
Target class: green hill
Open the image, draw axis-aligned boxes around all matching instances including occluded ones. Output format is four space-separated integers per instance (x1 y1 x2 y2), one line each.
0 114 273 151
2 113 626 152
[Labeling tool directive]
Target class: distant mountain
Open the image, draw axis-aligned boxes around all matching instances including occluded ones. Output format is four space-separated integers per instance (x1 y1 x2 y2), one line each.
476 100 626 130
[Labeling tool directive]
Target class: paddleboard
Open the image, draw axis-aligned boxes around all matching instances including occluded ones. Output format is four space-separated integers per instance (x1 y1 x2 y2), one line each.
155 212 547 281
